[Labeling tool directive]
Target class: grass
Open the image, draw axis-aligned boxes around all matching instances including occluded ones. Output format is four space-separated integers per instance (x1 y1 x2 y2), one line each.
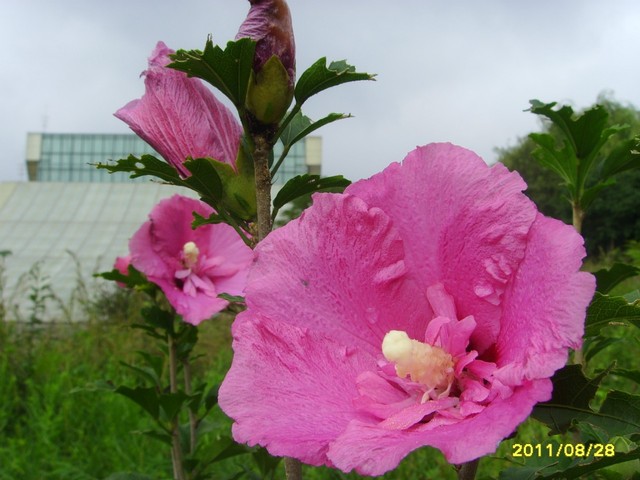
1 247 639 480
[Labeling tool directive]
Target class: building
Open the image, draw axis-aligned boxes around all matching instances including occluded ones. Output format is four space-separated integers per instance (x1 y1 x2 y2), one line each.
0 132 321 321
24 132 321 186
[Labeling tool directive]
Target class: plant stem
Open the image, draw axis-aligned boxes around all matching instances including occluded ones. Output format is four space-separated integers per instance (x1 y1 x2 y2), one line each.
457 459 479 480
253 133 272 241
284 458 303 480
572 202 584 234
168 334 186 480
571 201 585 365
183 358 197 455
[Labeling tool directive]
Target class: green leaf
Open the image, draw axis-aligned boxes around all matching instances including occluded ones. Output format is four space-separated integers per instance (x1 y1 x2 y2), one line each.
609 368 640 385
272 111 350 177
137 429 173 446
272 174 350 219
183 153 256 222
96 154 182 185
95 265 151 291
595 390 640 436
158 391 189 420
600 137 640 179
203 384 219 413
584 336 620 362
114 385 159 420
135 351 164 384
252 447 282 479
279 111 350 148
245 55 293 124
548 448 640 480
528 100 610 159
594 263 640 294
625 290 640 302
140 303 175 333
218 293 245 303
529 133 578 187
183 157 224 202
532 365 606 434
119 361 162 388
207 435 252 463
585 292 640 337
169 37 256 107
192 211 226 227
536 388 640 441
579 179 614 210
295 57 375 105
186 389 205 415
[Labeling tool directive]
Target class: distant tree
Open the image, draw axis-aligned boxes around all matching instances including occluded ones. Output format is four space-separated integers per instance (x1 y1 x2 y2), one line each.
497 94 640 255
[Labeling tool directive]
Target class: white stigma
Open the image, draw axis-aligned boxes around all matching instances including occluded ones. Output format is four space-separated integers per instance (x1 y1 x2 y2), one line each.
182 241 199 269
382 330 454 393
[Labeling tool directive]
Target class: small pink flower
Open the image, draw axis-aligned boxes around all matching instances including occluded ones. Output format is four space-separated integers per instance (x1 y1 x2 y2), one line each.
113 255 132 288
115 42 242 177
129 195 253 325
218 143 595 475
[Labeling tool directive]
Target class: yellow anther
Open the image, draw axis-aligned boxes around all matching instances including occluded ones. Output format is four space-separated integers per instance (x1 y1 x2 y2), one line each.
382 330 454 392
182 241 199 269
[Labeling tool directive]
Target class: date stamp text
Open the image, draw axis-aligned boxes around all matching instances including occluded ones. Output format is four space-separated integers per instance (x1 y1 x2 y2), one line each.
512 443 615 458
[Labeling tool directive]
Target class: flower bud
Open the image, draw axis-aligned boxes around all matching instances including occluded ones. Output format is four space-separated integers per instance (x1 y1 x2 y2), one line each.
236 0 295 125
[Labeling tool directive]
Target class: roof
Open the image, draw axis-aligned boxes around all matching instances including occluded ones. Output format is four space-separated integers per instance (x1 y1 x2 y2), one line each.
0 181 196 321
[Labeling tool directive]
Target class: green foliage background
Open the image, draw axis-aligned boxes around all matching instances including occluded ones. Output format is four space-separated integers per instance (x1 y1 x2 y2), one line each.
1 253 639 479
497 94 640 255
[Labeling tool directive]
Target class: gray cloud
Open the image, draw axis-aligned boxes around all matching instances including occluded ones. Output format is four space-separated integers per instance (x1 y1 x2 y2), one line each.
2 0 639 182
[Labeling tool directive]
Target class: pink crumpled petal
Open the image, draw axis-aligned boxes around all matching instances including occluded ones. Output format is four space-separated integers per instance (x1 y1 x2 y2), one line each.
243 192 430 355
327 379 551 475
115 41 242 176
347 143 538 353
219 313 375 467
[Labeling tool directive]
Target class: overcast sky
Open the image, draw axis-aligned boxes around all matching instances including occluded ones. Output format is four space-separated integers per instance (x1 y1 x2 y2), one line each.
2 0 639 183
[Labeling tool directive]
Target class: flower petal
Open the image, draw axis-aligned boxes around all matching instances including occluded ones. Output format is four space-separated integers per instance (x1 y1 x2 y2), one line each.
219 313 375 466
115 41 242 174
245 192 429 355
129 218 172 278
495 213 596 385
327 379 551 476
154 278 228 326
193 218 254 296
148 195 211 268
347 143 538 353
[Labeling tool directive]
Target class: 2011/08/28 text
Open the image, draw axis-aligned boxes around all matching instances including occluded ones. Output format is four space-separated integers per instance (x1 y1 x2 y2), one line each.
512 443 615 458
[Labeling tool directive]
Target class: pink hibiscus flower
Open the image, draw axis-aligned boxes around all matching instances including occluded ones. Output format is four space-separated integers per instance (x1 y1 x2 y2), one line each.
218 143 595 475
129 195 253 325
114 41 242 177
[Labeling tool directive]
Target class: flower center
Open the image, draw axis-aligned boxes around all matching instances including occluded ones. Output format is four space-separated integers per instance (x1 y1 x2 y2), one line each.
182 241 199 269
382 330 454 394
